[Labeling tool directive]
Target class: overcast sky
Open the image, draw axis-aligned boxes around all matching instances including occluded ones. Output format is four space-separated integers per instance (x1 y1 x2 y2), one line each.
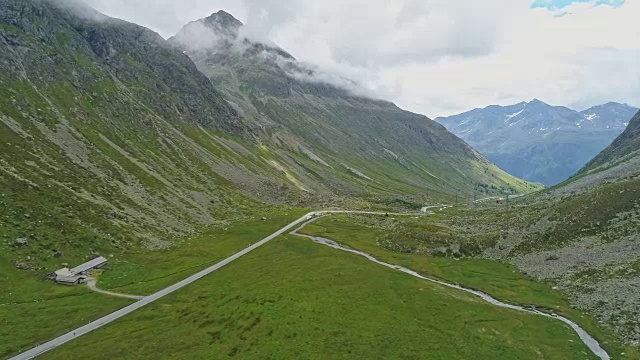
83 0 639 118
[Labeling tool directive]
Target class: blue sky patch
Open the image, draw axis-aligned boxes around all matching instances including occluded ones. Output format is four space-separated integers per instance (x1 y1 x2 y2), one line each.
531 0 625 10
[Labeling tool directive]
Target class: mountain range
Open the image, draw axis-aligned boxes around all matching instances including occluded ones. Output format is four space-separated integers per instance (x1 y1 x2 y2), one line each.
0 2 535 278
436 100 639 185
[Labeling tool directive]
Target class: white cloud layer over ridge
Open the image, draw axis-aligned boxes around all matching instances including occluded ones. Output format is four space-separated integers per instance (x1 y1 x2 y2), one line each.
84 0 639 117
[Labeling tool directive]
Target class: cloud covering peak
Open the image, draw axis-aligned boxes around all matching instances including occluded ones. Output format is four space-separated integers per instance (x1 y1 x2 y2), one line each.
83 0 639 117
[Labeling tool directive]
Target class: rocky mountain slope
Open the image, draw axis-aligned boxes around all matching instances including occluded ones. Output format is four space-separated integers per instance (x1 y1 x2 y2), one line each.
436 100 639 186
391 110 640 345
489 110 640 345
168 11 537 198
0 0 289 271
582 110 640 174
0 2 535 277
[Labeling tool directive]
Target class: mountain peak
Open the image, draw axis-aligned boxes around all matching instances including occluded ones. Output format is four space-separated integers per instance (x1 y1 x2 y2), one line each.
204 10 244 29
215 10 234 17
528 98 546 105
169 10 244 51
436 99 638 185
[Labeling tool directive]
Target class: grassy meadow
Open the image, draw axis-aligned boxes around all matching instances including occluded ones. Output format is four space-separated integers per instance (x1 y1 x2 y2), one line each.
298 213 640 359
0 210 306 358
5 210 638 359
42 234 598 360
0 260 131 359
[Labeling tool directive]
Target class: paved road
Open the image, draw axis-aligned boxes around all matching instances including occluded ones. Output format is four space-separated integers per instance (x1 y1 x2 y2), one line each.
86 278 145 300
290 217 610 360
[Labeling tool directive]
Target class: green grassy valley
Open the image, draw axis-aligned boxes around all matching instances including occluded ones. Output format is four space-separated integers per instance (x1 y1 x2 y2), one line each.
1 0 639 359
298 213 640 358
41 233 599 360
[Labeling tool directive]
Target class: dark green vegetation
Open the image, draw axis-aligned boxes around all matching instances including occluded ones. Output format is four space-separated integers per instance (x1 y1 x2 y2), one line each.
42 235 599 360
298 213 639 359
300 214 568 311
96 211 308 295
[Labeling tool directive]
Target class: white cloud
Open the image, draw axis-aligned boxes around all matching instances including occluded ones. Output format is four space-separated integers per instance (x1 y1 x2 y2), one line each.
82 0 247 37
360 0 640 116
248 0 530 67
82 0 640 118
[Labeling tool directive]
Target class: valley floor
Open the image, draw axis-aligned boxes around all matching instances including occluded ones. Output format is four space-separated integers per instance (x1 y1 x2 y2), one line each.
4 210 637 359
40 233 596 360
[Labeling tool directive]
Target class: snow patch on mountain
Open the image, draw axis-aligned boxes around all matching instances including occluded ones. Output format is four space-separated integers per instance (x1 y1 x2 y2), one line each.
435 100 639 186
505 109 525 121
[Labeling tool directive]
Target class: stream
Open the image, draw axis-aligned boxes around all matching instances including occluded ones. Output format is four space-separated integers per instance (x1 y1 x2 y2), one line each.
291 218 610 360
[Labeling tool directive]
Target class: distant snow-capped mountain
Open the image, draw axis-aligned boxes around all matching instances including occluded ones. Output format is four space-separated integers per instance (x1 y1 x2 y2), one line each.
436 100 639 186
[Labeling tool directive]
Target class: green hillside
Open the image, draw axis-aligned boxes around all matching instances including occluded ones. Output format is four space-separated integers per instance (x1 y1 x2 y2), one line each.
1 0 296 274
581 110 640 174
169 11 539 199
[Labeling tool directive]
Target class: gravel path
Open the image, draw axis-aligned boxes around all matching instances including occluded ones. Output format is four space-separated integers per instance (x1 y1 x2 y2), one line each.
86 278 145 300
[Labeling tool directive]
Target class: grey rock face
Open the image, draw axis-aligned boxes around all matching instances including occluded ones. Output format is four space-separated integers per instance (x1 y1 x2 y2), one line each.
14 261 31 270
13 237 28 247
582 110 640 173
85 29 115 59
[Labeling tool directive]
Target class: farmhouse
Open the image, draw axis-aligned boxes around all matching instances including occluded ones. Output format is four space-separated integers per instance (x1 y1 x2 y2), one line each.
51 256 108 286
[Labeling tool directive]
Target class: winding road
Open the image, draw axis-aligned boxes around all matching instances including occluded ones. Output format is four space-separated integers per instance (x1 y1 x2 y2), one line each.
9 210 610 360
